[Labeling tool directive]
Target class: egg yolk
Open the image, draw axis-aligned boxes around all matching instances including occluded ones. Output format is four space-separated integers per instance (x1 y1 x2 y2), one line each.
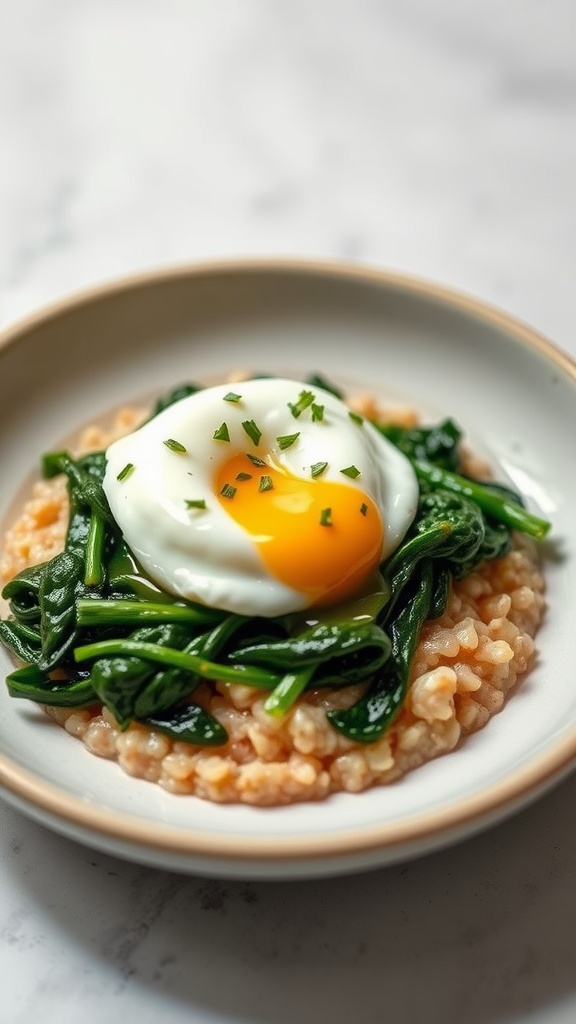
214 453 383 608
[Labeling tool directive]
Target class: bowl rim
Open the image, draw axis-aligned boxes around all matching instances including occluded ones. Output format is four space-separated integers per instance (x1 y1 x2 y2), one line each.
1 255 574 374
1 255 575 867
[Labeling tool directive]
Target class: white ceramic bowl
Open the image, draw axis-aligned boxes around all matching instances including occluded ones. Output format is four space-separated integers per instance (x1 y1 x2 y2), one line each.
0 259 574 879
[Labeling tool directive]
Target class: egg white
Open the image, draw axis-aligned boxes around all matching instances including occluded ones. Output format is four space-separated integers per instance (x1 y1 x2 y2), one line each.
103 378 419 616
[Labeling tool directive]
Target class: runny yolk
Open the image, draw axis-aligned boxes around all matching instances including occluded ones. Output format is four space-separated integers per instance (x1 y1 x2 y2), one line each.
214 453 384 608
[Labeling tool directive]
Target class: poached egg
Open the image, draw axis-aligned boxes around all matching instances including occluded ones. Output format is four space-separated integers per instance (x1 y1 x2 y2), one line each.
103 378 419 617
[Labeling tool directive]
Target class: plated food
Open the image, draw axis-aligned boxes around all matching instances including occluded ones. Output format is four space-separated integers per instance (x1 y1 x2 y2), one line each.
0 261 573 878
0 370 550 806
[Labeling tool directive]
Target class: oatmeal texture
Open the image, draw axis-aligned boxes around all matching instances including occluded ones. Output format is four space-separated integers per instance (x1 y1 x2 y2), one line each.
0 394 546 806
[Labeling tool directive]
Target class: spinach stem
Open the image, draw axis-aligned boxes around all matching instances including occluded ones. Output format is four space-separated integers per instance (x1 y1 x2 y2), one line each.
76 598 223 628
84 514 106 586
74 638 279 688
263 664 317 717
413 460 551 540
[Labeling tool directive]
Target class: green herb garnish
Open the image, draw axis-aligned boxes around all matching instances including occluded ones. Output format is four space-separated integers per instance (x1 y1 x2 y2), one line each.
320 508 332 526
116 463 135 482
246 453 267 467
276 432 300 450
185 499 207 510
220 483 237 499
213 423 230 442
341 465 361 479
223 392 242 403
360 502 368 516
311 461 328 479
259 475 274 492
311 404 324 422
288 390 316 418
236 472 252 481
164 439 187 453
242 420 262 446
348 410 363 425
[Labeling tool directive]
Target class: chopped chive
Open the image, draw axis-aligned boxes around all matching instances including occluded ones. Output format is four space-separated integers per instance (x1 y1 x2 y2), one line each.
220 483 237 499
276 432 300 451
259 475 274 492
320 507 332 526
341 465 361 479
311 404 324 422
116 462 135 482
246 453 267 467
185 499 207 510
223 392 242 403
213 422 230 442
288 390 316 418
236 472 252 481
242 419 262 446
360 502 368 516
164 438 187 453
311 461 328 479
348 410 364 425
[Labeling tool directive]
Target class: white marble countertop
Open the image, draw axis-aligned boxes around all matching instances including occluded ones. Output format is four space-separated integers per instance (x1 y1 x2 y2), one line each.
2 2 576 1022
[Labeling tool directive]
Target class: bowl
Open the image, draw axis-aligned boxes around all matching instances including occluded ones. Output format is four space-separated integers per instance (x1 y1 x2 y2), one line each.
0 259 574 880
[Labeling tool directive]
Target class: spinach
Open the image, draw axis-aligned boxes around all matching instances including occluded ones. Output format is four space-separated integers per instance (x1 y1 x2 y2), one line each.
1 449 115 671
88 623 186 726
0 620 42 664
304 373 345 400
6 663 97 707
376 418 462 471
329 561 436 741
150 383 203 419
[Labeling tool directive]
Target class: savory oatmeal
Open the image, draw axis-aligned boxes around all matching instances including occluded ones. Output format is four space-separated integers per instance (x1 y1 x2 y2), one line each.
0 385 546 806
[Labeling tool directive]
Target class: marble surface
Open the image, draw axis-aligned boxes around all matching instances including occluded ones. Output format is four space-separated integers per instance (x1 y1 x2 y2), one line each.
1 2 576 1021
